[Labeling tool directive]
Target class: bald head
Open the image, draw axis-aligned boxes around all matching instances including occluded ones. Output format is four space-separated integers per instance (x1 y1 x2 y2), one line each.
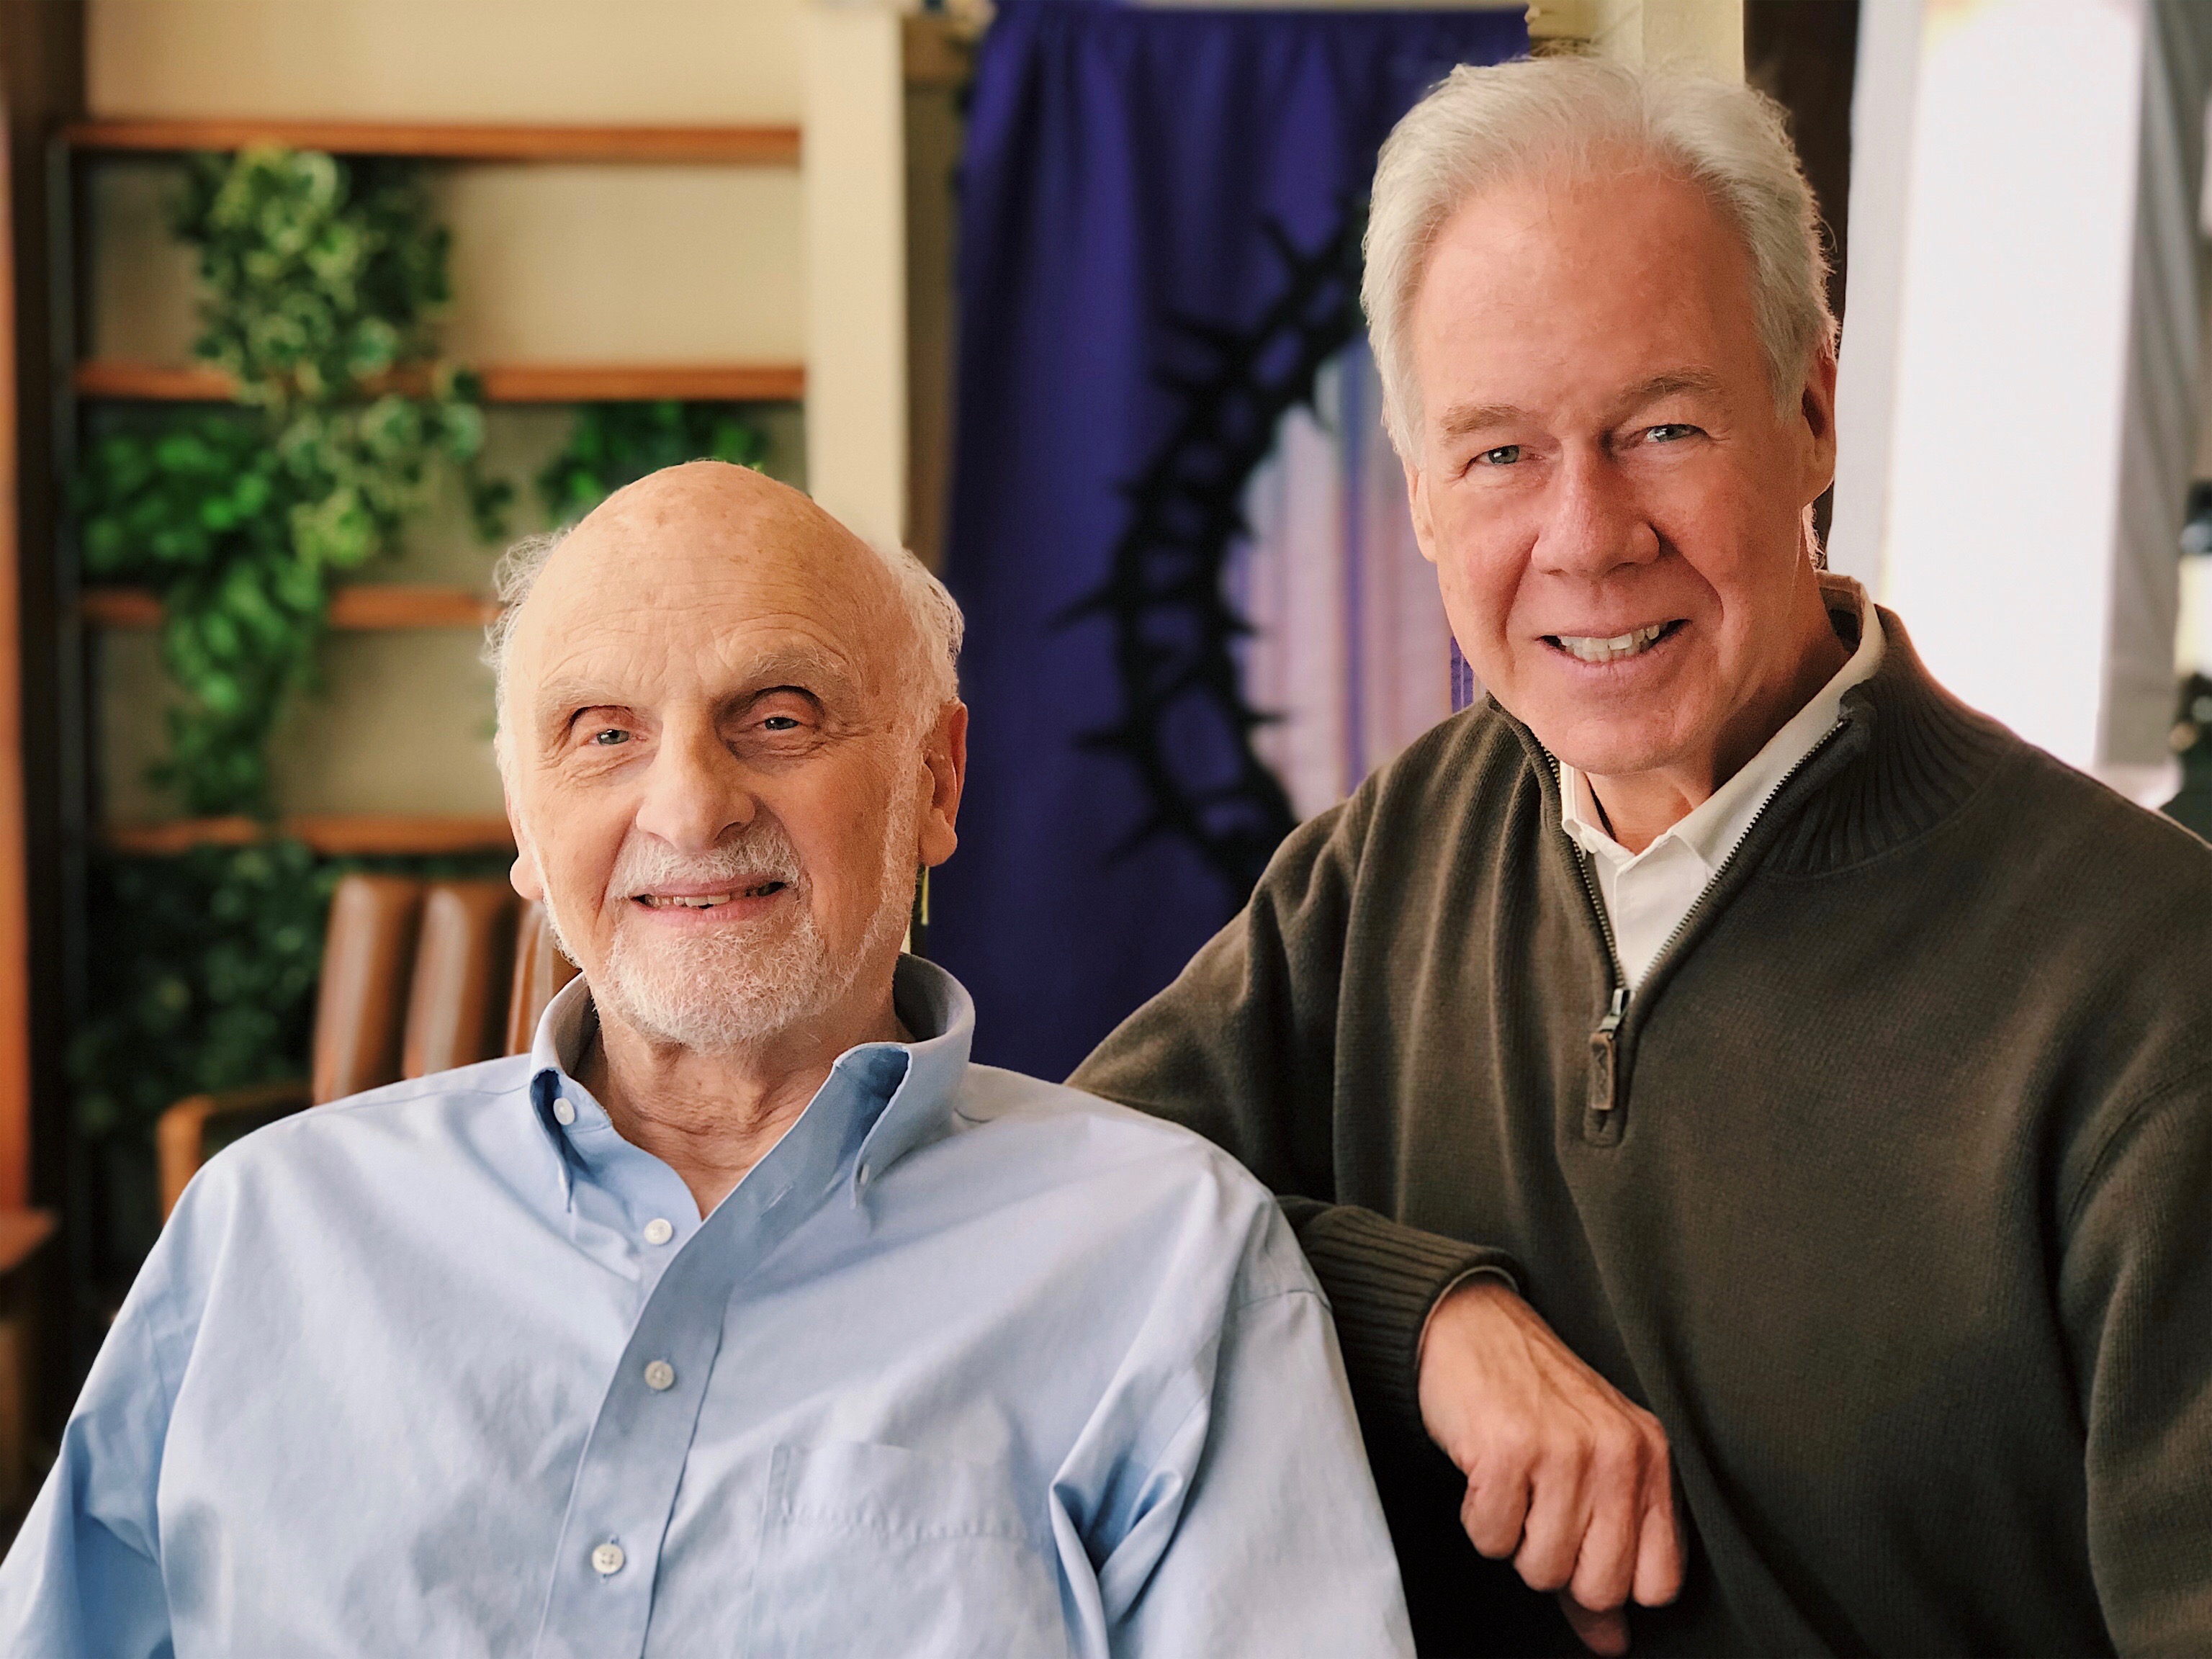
488 462 961 773
490 462 970 1058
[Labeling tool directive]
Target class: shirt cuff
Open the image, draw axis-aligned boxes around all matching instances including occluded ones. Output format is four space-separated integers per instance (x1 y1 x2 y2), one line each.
1291 1205 1521 1437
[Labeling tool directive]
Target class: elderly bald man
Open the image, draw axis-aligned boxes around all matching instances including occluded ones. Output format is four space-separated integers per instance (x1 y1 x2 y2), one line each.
0 464 1411 1658
1076 58 2212 1658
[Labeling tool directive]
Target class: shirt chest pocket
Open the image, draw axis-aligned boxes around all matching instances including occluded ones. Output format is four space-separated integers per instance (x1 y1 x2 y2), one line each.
745 1441 1070 1659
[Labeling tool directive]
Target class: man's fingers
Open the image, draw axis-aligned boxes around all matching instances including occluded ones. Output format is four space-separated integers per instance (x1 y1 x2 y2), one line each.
1566 1465 1640 1615
1557 1592 1630 1658
1460 1463 1532 1559
1511 1448 1586 1592
1630 1455 1684 1608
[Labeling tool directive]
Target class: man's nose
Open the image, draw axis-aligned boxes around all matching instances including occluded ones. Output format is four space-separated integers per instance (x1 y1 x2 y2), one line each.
1532 449 1660 579
631 722 755 854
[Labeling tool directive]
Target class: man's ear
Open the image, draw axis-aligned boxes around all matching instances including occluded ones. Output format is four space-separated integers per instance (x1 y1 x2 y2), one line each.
916 701 968 870
1406 459 1440 568
505 788 546 904
1798 342 1839 505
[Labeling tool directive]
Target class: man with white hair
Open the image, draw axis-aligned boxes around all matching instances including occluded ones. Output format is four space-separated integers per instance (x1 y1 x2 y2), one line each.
0 463 1413 1657
1076 57 2212 1656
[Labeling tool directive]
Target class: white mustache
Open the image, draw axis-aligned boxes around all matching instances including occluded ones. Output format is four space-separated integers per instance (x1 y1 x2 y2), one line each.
608 827 804 897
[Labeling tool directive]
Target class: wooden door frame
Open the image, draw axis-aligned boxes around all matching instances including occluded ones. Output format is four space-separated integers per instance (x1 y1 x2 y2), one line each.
0 0 86 1433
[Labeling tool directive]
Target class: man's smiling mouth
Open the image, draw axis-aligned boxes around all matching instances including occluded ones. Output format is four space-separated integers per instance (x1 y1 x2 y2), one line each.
1545 620 1685 665
634 882 787 909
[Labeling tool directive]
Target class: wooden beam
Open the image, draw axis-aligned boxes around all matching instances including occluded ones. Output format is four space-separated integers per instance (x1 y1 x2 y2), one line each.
105 815 516 857
63 119 801 166
0 0 83 1222
73 359 806 405
0 96 28 1217
81 585 500 631
477 362 806 403
71 360 231 401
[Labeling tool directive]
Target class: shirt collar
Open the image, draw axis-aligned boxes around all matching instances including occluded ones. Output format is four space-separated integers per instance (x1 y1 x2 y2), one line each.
1558 575 1886 875
525 954 976 1206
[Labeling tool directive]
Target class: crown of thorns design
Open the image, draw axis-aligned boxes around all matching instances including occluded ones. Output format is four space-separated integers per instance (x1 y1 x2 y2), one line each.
1060 204 1370 902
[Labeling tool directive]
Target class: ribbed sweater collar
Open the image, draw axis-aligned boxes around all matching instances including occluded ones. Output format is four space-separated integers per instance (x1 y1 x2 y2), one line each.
1499 580 2018 879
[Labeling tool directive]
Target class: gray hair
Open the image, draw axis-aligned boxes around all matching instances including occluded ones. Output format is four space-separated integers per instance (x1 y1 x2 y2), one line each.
1363 55 1835 455
484 519 964 773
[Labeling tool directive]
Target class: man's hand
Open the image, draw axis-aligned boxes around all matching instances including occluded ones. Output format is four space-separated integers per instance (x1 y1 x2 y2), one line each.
1417 1277 1682 1655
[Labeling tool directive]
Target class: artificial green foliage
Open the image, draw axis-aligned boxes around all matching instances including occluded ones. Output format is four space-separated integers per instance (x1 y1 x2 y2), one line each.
179 151 454 408
75 148 508 815
68 843 508 1270
69 842 336 1143
537 400 767 521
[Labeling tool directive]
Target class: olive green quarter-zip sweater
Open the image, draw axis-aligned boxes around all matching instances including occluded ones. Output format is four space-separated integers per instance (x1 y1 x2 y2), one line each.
1073 598 2212 1656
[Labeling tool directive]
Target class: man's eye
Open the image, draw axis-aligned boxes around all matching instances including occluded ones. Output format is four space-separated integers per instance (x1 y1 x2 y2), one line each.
590 729 628 746
1647 423 1699 443
760 716 802 733
1475 444 1522 467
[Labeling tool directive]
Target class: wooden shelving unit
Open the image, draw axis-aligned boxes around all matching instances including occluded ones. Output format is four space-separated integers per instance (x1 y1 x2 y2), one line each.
74 360 806 405
106 814 515 858
64 119 801 166
81 585 500 631
63 117 811 860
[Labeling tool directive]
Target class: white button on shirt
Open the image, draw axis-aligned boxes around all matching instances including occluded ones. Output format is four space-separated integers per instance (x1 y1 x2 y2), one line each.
591 1542 624 1576
1559 580 1885 990
642 1218 673 1246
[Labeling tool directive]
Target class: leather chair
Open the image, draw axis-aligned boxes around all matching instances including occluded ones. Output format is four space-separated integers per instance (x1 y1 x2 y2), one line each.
156 875 576 1220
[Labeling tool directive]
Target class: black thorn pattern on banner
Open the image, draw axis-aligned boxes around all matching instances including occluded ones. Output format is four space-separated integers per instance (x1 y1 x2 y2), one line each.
1058 202 1369 902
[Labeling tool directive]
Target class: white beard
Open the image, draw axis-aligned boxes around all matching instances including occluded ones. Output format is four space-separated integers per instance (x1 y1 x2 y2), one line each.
543 801 916 1053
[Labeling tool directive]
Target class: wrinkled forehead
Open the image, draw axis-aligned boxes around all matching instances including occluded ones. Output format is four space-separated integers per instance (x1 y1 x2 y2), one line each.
508 509 894 718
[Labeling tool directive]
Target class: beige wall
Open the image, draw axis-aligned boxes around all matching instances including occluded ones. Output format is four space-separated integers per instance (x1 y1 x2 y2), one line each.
89 161 804 369
89 0 804 124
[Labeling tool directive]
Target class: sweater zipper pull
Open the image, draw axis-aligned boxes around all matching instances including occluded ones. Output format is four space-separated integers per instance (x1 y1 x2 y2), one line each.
1589 987 1626 1120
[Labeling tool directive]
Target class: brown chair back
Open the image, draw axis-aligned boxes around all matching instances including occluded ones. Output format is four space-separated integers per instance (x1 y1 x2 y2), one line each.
504 900 580 1056
311 875 427 1104
160 876 557 1224
403 881 522 1079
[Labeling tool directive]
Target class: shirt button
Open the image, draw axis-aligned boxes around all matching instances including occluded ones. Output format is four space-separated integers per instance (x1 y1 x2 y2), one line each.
552 1098 576 1127
591 1542 624 1575
643 1218 673 1246
644 1359 676 1391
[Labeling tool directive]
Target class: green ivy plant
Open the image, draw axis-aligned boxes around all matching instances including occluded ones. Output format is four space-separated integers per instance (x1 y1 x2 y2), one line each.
76 149 508 815
538 400 766 520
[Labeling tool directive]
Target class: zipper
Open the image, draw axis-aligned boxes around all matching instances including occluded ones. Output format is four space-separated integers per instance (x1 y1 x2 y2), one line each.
1587 985 1627 1123
1566 770 1628 1126
1573 718 1849 1130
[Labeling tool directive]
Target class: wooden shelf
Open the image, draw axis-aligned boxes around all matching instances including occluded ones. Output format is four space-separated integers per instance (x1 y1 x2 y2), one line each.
74 359 806 405
105 814 515 857
83 585 499 631
64 119 801 166
472 363 806 403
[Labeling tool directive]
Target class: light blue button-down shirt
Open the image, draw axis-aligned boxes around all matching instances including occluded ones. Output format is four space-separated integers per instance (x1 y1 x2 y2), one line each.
0 957 1410 1658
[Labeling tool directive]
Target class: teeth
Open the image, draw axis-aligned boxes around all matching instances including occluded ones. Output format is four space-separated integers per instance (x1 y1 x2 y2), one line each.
1555 624 1665 664
637 880 787 909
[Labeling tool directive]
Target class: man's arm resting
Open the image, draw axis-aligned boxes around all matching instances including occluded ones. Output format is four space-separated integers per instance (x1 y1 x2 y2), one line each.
1284 1203 1681 1656
1282 1197 1520 1431
1416 1277 1682 1657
